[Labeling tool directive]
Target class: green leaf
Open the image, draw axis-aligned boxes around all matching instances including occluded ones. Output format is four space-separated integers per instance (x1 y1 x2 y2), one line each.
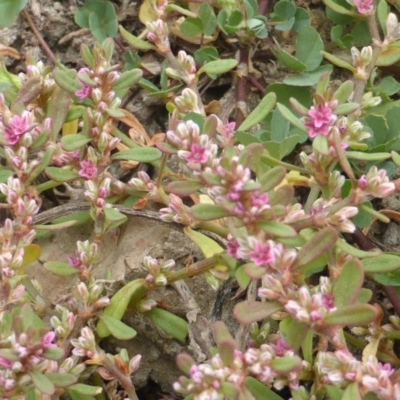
294 227 338 270
377 45 400 66
61 134 91 151
276 103 307 132
199 3 217 36
98 315 137 340
96 279 148 338
333 80 354 103
342 382 361 400
324 304 377 326
246 377 284 400
345 151 391 161
235 265 251 291
323 0 358 16
271 356 301 372
194 47 219 64
378 76 400 96
68 391 96 400
373 271 400 286
112 147 162 162
293 7 310 32
45 167 80 182
87 2 118 41
46 373 77 388
377 0 389 34
198 59 238 76
313 134 329 155
191 203 230 220
167 180 203 196
18 303 44 330
233 301 283 324
362 254 400 273
0 169 13 183
295 26 324 71
180 17 203 36
272 46 307 72
46 86 72 142
53 68 80 94
44 261 80 276
283 65 333 86
238 92 277 131
321 51 356 72
29 371 55 395
119 25 156 51
333 258 364 307
0 0 28 27
42 346 64 360
258 166 287 192
279 318 309 350
274 0 296 20
257 221 297 237
68 384 102 396
112 68 143 92
144 307 188 343
325 386 344 400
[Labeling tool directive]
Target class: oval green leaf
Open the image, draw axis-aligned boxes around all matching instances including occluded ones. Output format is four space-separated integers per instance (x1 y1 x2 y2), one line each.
362 253 400 273
112 147 162 162
238 92 277 131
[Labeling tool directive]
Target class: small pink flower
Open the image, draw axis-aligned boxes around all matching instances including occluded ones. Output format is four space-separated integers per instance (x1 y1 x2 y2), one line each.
67 255 81 268
79 160 97 179
41 331 56 349
249 241 274 266
220 120 236 139
75 81 92 101
354 0 374 14
186 143 207 164
304 103 336 138
4 114 30 145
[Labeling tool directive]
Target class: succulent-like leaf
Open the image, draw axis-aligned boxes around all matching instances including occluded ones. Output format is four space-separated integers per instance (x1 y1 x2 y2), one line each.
98 315 136 340
44 261 80 277
238 92 277 131
112 147 162 162
190 203 230 220
246 377 284 400
45 167 80 182
167 180 203 196
144 307 188 343
333 258 364 307
293 227 338 270
323 304 378 326
96 279 148 338
46 373 78 388
29 371 55 395
233 301 283 324
362 253 400 273
198 59 238 76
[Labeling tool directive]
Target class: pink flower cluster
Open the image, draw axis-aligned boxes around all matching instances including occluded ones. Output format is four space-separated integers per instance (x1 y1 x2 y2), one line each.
0 327 58 398
317 350 400 399
304 102 337 139
166 120 218 172
174 340 304 398
356 166 395 203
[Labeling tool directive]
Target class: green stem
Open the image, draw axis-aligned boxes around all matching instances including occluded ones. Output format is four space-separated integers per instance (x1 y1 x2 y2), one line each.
261 154 308 174
164 256 218 283
359 203 390 223
192 221 229 238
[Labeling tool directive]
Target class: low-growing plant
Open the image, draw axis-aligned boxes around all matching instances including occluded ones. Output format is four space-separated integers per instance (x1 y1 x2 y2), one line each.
3 0 400 399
